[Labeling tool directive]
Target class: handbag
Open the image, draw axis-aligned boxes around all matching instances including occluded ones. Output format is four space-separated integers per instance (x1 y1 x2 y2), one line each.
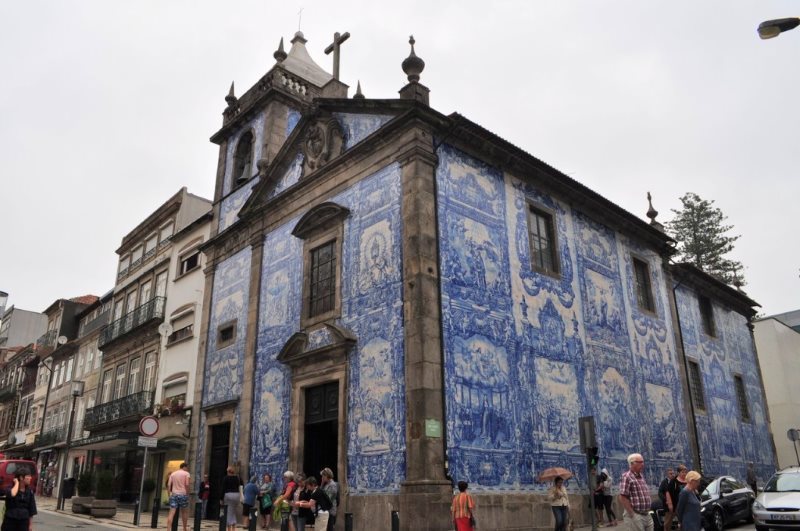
469 513 477 528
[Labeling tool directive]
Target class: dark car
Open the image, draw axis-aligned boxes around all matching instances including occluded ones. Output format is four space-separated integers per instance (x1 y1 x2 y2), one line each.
699 475 755 531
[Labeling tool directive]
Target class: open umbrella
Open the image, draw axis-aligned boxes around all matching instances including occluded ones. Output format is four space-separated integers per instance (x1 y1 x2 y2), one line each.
537 467 573 482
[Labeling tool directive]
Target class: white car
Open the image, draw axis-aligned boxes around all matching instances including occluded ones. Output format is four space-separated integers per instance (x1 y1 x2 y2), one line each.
753 466 800 531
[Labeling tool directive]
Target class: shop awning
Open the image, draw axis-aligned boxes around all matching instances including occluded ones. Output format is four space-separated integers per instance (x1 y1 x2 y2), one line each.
70 432 140 451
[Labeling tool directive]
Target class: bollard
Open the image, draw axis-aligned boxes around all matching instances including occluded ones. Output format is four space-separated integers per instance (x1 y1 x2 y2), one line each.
280 512 290 531
248 506 257 531
219 504 227 531
345 512 353 531
151 498 160 529
194 501 202 531
133 499 140 525
391 510 399 531
172 504 180 531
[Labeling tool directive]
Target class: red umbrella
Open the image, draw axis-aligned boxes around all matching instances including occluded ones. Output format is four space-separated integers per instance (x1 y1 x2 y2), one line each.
537 467 574 482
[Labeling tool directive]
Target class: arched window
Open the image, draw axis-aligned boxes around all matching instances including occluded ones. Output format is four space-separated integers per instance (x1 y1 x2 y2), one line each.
232 131 254 188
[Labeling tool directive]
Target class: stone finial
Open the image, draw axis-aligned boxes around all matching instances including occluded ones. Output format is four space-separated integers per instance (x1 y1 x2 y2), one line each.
291 31 307 45
225 82 238 106
274 37 287 62
353 80 365 99
732 267 744 292
646 192 665 232
401 35 425 83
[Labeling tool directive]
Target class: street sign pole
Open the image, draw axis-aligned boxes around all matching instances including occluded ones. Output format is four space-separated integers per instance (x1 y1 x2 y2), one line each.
136 445 149 525
579 417 598 531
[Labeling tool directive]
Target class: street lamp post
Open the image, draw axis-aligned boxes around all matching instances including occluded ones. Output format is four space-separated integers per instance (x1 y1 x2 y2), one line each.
36 356 54 496
57 380 84 511
758 17 800 39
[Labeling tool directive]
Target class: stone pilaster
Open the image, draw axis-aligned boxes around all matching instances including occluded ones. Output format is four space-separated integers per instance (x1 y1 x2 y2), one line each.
398 129 452 530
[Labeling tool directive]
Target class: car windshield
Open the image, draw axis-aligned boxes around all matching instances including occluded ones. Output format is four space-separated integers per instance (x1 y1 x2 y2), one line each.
764 474 800 492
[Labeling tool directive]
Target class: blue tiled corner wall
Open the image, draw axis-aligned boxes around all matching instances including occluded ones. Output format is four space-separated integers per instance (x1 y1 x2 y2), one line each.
675 285 774 482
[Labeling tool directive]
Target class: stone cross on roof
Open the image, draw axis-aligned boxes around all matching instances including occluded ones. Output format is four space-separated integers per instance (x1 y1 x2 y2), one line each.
324 31 350 80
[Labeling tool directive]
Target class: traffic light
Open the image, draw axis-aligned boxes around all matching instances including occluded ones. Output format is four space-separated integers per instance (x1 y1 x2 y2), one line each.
587 446 599 467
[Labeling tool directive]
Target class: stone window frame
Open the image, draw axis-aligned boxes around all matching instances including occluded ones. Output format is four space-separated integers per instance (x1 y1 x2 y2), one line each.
631 254 657 315
733 373 751 423
292 202 350 329
687 358 706 413
697 294 716 337
525 200 561 278
217 320 237 349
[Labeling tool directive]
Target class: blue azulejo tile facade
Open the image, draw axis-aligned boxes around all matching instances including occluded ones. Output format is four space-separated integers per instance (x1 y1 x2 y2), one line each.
675 285 774 481
437 143 694 490
250 162 406 494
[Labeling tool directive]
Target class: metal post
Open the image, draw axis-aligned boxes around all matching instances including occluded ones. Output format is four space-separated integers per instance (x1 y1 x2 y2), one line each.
151 498 160 528
344 512 353 531
136 446 149 525
194 501 202 531
172 505 180 531
134 499 140 525
391 509 399 531
281 511 290 531
57 391 79 510
219 504 227 531
248 506 257 531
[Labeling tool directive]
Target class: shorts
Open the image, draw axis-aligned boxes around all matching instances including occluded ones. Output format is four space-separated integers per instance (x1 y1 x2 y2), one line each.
169 494 189 509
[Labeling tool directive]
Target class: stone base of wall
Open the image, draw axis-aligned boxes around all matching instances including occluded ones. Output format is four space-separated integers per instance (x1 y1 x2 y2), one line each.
342 491 620 531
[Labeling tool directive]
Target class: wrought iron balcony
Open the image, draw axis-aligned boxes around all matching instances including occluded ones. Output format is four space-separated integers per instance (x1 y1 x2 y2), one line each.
0 383 17 400
34 426 67 448
99 297 165 348
84 390 154 431
36 329 58 350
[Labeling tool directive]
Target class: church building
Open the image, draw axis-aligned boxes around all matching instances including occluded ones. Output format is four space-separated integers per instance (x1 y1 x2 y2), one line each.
190 31 776 529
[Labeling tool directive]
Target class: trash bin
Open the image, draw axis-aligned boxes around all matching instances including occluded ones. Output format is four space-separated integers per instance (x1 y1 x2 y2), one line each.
62 477 77 499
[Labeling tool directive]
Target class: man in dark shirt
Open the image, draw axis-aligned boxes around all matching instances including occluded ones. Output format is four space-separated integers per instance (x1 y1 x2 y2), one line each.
664 465 687 531
658 467 675 507
301 476 332 527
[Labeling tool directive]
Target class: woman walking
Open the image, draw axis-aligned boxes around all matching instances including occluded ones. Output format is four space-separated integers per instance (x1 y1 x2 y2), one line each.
2 471 37 531
676 471 702 531
220 466 243 531
451 481 476 531
600 468 617 526
547 476 570 531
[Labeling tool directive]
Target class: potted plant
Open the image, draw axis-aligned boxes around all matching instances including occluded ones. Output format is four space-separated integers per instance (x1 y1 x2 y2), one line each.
90 470 117 517
71 471 94 514
142 478 156 511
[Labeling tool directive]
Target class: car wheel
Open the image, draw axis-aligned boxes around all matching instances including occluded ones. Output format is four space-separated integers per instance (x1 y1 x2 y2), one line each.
713 508 725 531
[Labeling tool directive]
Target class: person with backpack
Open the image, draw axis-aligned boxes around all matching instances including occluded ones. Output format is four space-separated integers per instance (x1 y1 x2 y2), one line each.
320 468 339 531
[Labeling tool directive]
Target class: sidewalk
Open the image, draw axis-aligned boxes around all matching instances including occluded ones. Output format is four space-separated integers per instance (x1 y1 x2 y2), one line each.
37 496 223 530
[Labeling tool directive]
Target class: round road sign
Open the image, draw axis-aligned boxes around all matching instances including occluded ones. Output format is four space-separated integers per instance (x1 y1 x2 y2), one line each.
139 416 160 437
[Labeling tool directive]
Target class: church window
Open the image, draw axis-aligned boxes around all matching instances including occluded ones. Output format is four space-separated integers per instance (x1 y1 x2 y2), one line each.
687 359 706 412
734 374 750 422
527 204 559 276
309 241 337 318
632 257 655 313
217 321 237 349
698 294 716 337
232 131 254 188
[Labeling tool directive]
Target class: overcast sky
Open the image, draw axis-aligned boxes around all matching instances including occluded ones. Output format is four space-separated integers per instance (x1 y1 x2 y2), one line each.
2 1 798 317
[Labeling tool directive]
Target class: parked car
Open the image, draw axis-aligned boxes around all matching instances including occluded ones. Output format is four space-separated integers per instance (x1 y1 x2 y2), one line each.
0 459 38 494
699 475 755 531
752 466 800 531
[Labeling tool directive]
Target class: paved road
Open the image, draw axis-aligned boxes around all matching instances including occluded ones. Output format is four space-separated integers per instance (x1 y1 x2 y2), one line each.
34 510 121 530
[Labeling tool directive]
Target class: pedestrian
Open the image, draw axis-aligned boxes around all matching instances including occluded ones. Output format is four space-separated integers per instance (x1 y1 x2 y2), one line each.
547 476 570 531
618 453 653 531
600 468 617 526
664 465 687 531
243 475 260 528
451 480 476 531
746 462 757 493
1 470 37 531
320 468 339 531
273 471 296 531
675 471 702 531
298 476 332 529
657 468 674 508
166 462 191 531
593 467 606 526
258 473 276 530
198 474 211 520
221 466 243 531
288 474 307 531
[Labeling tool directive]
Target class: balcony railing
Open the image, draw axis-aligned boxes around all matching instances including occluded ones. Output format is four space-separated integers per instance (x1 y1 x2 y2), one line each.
0 383 17 400
36 329 58 350
34 426 67 448
84 390 154 431
99 297 165 348
80 309 111 338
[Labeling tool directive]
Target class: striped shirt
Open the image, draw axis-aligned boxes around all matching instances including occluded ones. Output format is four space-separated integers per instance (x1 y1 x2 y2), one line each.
619 470 651 513
451 492 475 519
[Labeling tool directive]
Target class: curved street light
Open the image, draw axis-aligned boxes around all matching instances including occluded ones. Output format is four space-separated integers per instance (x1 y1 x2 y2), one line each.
758 17 800 39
